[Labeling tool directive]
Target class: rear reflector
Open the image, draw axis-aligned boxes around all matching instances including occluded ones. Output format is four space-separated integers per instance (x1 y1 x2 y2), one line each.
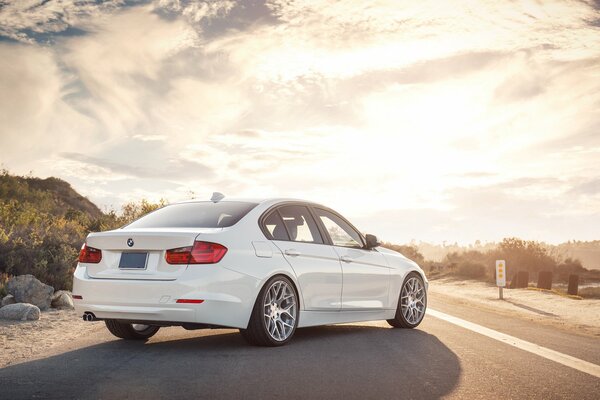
165 241 227 265
78 243 102 264
176 299 204 304
72 295 83 300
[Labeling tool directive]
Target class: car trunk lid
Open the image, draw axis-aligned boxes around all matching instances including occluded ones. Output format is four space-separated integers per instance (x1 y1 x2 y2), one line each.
84 228 222 281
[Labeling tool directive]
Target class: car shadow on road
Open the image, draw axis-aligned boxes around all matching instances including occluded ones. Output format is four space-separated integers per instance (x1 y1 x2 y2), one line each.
0 324 461 399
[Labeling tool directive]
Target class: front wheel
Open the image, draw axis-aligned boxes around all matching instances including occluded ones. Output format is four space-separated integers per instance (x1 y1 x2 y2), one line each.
387 272 427 328
105 320 160 340
240 275 299 346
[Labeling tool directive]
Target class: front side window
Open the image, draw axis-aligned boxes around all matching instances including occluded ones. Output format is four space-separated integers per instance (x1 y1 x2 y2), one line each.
125 201 257 229
314 208 364 248
277 205 323 244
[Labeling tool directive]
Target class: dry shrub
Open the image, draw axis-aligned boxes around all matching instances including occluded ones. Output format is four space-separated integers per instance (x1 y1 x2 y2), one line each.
579 286 600 299
455 261 487 279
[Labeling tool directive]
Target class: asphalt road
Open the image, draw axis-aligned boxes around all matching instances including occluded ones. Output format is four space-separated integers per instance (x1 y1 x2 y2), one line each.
1 293 599 400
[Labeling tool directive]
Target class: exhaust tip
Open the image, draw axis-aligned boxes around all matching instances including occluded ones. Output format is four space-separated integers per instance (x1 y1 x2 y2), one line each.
83 312 97 322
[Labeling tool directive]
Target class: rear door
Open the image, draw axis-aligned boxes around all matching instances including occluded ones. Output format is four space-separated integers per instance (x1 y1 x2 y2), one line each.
312 207 390 310
84 228 220 281
266 205 342 310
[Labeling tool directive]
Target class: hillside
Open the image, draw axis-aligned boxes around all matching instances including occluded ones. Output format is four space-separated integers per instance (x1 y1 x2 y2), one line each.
0 170 102 220
0 170 163 291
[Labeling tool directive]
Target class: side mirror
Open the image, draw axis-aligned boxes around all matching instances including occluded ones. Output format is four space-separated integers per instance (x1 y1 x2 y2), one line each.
365 234 381 249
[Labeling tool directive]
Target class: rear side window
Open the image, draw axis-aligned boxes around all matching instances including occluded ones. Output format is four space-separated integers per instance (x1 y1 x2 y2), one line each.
263 211 289 240
274 205 323 244
125 202 258 229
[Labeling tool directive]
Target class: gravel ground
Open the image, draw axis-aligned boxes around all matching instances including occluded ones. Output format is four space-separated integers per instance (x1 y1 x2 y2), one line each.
0 309 99 368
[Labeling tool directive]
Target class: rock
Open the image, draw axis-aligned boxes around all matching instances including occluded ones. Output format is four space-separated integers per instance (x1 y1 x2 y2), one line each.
0 303 41 321
51 290 74 309
6 275 54 311
1 294 16 307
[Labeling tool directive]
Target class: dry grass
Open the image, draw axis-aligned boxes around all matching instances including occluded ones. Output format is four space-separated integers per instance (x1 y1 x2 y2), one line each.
526 287 583 300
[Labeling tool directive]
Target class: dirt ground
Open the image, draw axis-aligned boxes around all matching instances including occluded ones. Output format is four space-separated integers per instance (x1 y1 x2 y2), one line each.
0 309 99 368
428 277 600 336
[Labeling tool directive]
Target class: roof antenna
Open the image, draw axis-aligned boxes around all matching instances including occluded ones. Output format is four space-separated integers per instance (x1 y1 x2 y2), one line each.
211 192 225 203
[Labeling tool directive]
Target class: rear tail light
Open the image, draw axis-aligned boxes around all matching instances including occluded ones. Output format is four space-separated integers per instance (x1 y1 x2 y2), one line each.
78 243 102 264
165 241 227 265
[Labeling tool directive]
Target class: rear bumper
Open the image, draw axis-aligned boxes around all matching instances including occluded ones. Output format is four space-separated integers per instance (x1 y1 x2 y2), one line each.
72 264 261 329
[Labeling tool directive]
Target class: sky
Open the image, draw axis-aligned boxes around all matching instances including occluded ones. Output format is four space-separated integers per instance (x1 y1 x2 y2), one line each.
0 0 599 245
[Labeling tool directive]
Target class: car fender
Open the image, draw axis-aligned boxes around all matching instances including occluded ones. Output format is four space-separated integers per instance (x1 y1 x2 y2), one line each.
377 247 428 309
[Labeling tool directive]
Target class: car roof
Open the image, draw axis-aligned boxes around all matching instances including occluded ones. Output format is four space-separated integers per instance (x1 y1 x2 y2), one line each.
172 197 330 210
173 197 320 205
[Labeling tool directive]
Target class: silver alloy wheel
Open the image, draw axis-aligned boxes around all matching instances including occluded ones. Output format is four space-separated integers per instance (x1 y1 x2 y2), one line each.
263 280 297 341
132 324 151 332
400 276 426 325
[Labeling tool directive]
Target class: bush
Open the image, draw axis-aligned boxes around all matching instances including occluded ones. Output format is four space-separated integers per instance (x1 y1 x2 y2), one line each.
579 287 600 299
555 258 586 282
455 261 487 279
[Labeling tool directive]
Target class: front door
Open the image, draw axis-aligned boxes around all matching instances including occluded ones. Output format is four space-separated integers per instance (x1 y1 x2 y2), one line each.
313 207 390 310
265 205 342 310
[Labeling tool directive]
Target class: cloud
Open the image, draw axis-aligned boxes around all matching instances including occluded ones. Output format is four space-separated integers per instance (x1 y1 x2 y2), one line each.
0 0 123 43
0 0 599 243
0 42 96 164
60 151 215 180
354 178 600 244
570 178 600 195
131 134 168 142
153 0 236 23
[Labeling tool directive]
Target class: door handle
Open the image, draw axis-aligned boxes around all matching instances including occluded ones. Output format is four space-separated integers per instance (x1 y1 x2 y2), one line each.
340 256 353 263
284 249 301 257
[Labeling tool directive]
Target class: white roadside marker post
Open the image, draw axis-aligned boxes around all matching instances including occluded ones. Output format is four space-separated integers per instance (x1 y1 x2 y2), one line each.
496 260 506 300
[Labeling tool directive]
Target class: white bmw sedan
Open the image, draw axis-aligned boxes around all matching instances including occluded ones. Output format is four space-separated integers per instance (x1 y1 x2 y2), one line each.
73 197 427 346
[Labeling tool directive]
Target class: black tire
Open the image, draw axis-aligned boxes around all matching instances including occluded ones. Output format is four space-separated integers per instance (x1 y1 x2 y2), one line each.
239 275 299 347
105 320 160 340
387 272 427 329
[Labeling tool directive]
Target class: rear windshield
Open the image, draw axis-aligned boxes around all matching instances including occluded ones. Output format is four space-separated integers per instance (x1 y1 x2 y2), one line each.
124 202 258 229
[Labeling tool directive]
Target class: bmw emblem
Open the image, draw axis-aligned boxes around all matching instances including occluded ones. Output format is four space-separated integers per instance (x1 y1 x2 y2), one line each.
127 238 134 247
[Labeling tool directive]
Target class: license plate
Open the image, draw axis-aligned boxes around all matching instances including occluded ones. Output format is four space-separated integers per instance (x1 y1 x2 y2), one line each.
119 252 148 269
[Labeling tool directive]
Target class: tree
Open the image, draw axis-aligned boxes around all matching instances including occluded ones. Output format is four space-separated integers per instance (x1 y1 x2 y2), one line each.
493 237 557 280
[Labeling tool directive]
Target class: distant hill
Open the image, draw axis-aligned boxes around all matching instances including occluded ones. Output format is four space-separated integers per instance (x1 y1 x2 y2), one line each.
555 241 600 271
0 171 102 219
417 240 600 271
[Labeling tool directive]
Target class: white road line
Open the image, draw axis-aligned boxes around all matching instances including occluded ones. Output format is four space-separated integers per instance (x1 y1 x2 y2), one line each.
427 308 600 379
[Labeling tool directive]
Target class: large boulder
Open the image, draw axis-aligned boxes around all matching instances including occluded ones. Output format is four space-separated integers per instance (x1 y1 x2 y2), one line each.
51 290 74 309
1 294 16 307
6 275 54 310
0 303 41 321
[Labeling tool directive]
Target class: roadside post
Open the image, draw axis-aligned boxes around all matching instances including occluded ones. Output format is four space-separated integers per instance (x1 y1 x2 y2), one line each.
496 260 506 300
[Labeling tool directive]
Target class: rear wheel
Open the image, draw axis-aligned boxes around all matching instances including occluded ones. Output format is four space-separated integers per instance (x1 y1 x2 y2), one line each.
387 272 427 328
240 275 299 346
105 320 160 340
